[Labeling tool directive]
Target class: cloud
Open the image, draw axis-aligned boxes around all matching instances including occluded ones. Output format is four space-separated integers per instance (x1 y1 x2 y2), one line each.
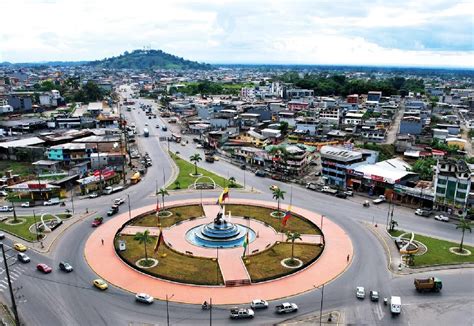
0 0 472 67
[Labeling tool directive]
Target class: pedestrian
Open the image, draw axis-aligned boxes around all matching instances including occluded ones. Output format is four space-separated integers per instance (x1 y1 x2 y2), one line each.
86 208 89 214
347 254 350 262
101 239 104 245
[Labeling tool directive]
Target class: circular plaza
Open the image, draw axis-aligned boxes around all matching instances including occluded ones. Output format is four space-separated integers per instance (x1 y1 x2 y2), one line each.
84 198 353 304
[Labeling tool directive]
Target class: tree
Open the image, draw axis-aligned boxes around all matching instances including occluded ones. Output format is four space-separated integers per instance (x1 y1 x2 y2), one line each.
411 158 436 181
286 231 302 262
157 188 169 210
278 121 289 135
174 180 181 189
389 220 398 232
456 218 472 252
134 230 153 263
228 176 236 188
272 188 286 216
190 153 202 176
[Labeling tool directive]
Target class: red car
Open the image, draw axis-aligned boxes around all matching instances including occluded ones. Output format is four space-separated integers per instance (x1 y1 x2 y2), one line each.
91 216 104 227
37 263 52 273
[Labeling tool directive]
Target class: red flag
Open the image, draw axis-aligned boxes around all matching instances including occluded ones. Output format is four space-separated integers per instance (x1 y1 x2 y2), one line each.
281 209 292 227
154 229 164 253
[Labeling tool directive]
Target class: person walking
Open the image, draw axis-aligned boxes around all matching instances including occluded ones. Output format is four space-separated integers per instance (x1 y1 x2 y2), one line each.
347 254 350 262
101 239 104 245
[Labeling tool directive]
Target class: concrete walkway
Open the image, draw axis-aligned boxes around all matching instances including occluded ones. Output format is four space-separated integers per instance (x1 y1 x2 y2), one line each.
84 198 353 304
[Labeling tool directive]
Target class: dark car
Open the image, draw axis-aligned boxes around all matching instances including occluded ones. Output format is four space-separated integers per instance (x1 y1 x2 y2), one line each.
240 164 247 170
107 205 119 216
336 192 347 199
271 174 282 181
59 261 73 272
255 170 266 177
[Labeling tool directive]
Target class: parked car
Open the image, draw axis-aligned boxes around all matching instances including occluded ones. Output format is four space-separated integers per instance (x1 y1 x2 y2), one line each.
250 299 268 309
89 192 99 198
135 293 154 304
196 144 203 149
415 208 432 217
336 192 347 199
306 182 321 191
0 233 4 240
0 206 13 212
275 302 298 314
372 195 386 204
17 253 30 263
59 261 73 272
435 214 449 222
114 198 125 206
356 286 365 299
13 243 27 252
0 190 8 197
230 308 254 319
344 190 354 196
21 202 31 208
93 279 108 290
370 290 379 301
271 174 282 181
240 164 247 170
255 170 266 177
37 263 52 274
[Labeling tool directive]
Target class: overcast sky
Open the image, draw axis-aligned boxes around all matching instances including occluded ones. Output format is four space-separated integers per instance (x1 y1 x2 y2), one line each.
1 0 473 67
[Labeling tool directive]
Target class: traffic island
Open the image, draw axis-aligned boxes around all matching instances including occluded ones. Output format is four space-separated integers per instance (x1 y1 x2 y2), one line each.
85 198 352 304
0 213 71 242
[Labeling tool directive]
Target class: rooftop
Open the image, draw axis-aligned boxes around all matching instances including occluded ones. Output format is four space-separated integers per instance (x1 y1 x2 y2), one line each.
320 145 362 162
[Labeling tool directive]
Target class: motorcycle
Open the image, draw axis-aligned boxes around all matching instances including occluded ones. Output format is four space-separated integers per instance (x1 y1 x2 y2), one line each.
202 303 210 310
60 202 66 207
363 200 370 207
383 297 388 305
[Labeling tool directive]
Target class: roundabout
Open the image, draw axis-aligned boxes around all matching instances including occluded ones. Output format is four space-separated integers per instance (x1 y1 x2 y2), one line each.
84 198 353 304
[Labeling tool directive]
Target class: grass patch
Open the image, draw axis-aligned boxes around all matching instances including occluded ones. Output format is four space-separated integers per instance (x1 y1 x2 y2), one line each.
0 161 32 177
246 243 322 282
389 230 474 266
226 205 321 235
168 152 241 190
0 214 71 242
116 235 223 285
133 205 204 228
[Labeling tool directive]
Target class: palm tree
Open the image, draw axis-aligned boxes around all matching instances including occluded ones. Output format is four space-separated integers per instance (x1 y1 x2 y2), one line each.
157 188 169 210
190 153 202 176
456 218 472 252
286 231 302 262
228 176 236 187
272 188 286 216
174 180 181 189
134 230 153 263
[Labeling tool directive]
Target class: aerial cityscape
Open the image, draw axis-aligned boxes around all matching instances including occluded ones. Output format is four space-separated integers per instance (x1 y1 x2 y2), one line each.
0 0 473 325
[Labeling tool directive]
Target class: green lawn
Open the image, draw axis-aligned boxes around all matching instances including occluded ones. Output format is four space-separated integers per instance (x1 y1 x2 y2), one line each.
390 230 474 266
0 213 71 241
133 205 204 228
246 243 322 282
116 235 223 285
168 152 241 190
226 205 321 235
0 161 32 177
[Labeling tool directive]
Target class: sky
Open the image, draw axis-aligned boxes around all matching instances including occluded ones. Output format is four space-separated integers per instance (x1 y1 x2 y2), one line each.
0 0 473 67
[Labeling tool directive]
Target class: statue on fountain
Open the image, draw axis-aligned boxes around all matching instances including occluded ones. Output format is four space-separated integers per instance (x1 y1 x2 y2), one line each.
214 212 225 225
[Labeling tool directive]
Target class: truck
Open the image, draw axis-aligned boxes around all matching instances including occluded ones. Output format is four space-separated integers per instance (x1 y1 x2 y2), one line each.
390 296 401 314
414 277 442 292
103 186 124 195
143 128 149 137
43 198 61 206
372 195 386 204
229 308 254 319
321 186 338 195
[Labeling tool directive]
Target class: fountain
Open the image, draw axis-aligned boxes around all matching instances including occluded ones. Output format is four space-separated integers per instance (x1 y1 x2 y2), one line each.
186 206 255 248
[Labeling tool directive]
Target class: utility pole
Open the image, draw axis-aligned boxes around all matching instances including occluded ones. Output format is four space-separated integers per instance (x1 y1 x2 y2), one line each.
127 193 131 220
319 284 325 326
0 244 20 326
70 188 75 214
166 294 174 326
209 297 212 326
33 209 39 241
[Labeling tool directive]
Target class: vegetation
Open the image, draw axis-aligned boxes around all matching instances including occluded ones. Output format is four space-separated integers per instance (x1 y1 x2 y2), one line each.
456 218 472 253
134 230 153 263
88 49 211 70
431 139 459 155
390 230 474 266
226 205 321 235
286 231 302 262
168 81 254 96
272 188 286 215
0 161 33 177
276 72 425 96
168 152 241 190
133 205 204 228
228 176 236 188
0 214 71 241
189 153 202 176
116 235 223 285
361 143 395 161
246 243 322 282
157 188 169 210
411 158 436 180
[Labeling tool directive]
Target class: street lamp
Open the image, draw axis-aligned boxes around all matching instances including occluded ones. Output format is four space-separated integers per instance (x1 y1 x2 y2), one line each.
127 193 131 220
166 294 174 326
313 284 325 326
32 210 40 241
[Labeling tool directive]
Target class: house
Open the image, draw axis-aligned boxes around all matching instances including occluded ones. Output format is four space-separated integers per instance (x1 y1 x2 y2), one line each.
267 144 315 177
278 111 296 127
367 91 382 103
32 160 61 173
318 106 341 126
343 112 364 126
7 94 33 112
399 116 422 135
287 100 309 112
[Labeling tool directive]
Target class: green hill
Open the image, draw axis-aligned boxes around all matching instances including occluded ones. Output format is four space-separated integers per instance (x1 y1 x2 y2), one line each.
88 49 212 70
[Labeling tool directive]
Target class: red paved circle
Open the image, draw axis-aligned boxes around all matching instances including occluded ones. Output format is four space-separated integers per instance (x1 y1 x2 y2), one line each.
84 198 353 304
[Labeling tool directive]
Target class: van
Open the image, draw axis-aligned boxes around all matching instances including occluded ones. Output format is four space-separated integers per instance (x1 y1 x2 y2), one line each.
390 296 401 314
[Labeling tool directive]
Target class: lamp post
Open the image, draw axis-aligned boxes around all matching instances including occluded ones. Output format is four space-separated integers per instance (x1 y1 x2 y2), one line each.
0 244 20 326
70 188 75 214
319 284 325 326
127 193 131 220
32 210 39 241
166 294 174 326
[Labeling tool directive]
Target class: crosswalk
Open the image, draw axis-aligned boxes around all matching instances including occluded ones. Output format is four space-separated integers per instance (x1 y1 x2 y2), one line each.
0 257 27 292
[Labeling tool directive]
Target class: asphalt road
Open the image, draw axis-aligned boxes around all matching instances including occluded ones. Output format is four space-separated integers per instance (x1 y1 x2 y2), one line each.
1 87 472 325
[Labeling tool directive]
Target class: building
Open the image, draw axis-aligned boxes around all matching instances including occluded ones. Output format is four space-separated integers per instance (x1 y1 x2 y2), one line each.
343 112 364 126
434 159 471 215
367 91 382 103
399 116 423 135
7 94 33 111
318 106 340 126
283 89 314 99
267 144 315 177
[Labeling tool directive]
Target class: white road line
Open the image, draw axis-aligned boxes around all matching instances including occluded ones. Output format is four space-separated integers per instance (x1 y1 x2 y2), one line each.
9 276 16 281
0 284 6 288
375 303 384 320
9 272 19 278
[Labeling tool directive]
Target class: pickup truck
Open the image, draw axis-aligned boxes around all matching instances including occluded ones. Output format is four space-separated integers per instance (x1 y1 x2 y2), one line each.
104 186 124 195
321 186 338 195
114 198 125 206
0 206 13 212
205 155 215 163
275 302 298 314
306 182 322 191
107 205 119 216
229 308 254 319
372 195 386 204
414 277 442 292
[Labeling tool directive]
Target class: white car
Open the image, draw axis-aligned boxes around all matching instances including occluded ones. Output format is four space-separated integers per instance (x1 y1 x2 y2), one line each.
196 144 203 149
250 299 268 309
435 214 449 222
356 286 365 299
0 190 8 197
21 202 30 208
0 206 13 212
135 293 154 304
275 302 298 314
89 193 99 199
